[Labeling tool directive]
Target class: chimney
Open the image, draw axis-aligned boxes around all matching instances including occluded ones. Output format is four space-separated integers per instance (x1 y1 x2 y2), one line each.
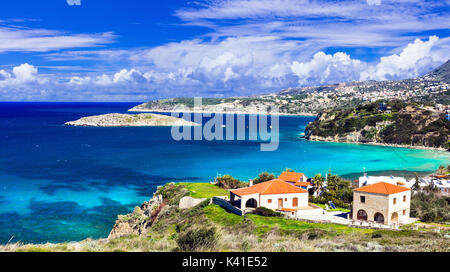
249 179 253 187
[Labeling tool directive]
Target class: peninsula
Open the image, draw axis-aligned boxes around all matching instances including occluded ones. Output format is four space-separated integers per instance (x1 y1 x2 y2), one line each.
65 113 199 127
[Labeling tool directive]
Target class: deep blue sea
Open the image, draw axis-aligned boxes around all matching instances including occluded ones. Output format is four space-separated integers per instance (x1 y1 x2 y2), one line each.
0 102 448 244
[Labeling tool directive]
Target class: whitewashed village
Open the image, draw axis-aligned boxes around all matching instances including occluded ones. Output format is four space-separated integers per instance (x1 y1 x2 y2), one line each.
203 167 450 230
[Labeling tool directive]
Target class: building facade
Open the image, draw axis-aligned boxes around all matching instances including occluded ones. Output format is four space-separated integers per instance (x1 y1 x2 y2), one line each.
352 182 411 225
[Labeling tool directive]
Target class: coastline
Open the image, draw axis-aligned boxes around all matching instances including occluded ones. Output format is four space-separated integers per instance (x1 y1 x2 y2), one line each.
128 108 318 117
305 137 449 152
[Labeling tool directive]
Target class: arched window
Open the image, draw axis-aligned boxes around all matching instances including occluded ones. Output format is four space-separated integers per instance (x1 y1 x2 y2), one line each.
391 212 399 223
374 212 385 224
357 209 368 221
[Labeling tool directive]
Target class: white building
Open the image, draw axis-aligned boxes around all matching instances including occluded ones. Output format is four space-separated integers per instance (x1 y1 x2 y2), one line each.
358 174 411 188
230 179 309 217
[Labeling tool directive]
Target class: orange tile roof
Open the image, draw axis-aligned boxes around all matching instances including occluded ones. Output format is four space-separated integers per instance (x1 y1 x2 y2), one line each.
231 179 308 197
354 182 410 195
294 181 311 187
278 171 306 182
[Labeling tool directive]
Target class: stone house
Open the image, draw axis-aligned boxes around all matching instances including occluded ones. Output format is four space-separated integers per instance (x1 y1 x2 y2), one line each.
230 179 309 216
352 182 411 225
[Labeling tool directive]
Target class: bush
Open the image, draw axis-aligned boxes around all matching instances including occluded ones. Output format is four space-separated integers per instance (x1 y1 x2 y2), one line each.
249 207 283 217
410 192 450 223
176 227 219 251
253 172 275 184
217 175 247 189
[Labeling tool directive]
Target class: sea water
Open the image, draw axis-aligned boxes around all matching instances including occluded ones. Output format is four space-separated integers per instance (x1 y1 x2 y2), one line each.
0 102 448 244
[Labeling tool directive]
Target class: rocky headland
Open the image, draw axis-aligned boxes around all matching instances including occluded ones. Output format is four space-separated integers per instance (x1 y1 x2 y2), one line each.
65 113 200 127
305 100 449 151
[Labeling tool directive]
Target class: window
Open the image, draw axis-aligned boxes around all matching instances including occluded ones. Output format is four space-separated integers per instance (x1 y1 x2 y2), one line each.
402 210 406 215
268 199 272 203
393 198 397 205
285 198 287 201
293 198 298 207
360 196 365 203
403 195 406 202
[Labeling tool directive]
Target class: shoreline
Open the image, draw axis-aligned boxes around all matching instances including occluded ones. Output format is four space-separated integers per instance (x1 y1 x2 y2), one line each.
128 108 318 117
305 137 449 152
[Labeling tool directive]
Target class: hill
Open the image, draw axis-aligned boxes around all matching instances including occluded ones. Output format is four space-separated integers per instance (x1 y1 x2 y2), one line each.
305 100 450 150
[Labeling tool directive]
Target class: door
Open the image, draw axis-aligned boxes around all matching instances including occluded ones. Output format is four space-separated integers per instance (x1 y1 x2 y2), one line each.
278 198 283 208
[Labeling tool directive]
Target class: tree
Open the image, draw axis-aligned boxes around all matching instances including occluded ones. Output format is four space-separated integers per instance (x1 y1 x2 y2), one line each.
253 172 275 185
312 174 324 195
411 173 420 192
216 175 246 189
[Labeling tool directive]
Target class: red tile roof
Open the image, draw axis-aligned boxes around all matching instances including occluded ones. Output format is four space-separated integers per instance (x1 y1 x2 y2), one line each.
231 179 308 197
293 181 310 187
354 182 410 195
278 171 306 182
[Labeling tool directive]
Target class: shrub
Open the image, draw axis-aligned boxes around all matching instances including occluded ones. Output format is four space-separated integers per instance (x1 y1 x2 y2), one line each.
176 227 219 251
249 207 283 217
253 172 275 184
217 175 247 189
410 192 449 223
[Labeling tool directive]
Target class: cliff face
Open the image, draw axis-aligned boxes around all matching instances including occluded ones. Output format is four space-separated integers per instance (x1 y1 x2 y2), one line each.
305 101 450 150
108 183 189 240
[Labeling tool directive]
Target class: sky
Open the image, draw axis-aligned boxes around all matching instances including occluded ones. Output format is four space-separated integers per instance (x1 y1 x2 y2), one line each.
0 0 449 102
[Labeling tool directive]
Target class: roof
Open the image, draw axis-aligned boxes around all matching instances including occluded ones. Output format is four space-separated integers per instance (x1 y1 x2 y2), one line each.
293 181 311 187
231 179 308 197
278 171 306 182
354 182 410 195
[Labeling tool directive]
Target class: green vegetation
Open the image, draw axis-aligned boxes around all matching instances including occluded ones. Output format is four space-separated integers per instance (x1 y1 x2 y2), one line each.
215 174 247 189
312 203 350 213
306 100 449 149
3 182 449 252
176 182 228 198
253 172 276 184
311 173 353 209
411 191 450 223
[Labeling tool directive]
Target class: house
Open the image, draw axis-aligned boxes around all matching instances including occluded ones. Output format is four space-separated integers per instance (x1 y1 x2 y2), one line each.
229 179 309 216
352 182 412 225
278 171 311 190
358 174 410 188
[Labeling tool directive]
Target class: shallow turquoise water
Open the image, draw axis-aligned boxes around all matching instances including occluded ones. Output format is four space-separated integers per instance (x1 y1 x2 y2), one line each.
0 102 448 244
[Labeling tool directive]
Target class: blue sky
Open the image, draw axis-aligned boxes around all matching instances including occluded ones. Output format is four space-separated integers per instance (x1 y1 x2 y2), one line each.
0 0 449 101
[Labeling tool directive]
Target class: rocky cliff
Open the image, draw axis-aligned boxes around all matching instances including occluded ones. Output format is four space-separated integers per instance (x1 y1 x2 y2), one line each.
305 101 449 151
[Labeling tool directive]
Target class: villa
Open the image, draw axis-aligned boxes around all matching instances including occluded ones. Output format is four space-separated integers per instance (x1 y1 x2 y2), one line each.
278 171 311 190
352 182 412 226
229 179 309 216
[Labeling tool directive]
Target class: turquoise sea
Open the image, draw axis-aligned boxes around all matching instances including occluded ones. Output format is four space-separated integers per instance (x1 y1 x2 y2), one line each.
0 102 448 244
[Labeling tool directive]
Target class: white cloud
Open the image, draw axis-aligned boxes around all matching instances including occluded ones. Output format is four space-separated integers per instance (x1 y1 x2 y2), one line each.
0 27 116 53
366 0 381 5
291 52 366 85
361 36 443 80
13 63 38 82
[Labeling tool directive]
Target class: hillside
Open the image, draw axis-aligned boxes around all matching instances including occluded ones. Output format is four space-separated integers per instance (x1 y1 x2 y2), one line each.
305 100 450 150
129 60 449 115
1 182 448 252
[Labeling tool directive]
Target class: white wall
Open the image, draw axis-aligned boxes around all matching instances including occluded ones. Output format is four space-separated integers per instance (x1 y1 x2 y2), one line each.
259 192 308 210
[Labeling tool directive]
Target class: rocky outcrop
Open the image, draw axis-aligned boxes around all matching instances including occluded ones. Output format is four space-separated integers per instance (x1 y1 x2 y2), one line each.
65 113 199 127
305 101 449 151
108 194 164 240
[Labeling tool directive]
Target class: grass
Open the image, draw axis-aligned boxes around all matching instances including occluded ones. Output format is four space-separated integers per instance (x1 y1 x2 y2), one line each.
312 203 350 213
177 182 229 198
246 214 373 236
204 205 244 226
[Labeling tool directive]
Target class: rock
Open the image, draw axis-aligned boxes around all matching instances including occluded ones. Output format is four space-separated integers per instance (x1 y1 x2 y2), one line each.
65 113 200 127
